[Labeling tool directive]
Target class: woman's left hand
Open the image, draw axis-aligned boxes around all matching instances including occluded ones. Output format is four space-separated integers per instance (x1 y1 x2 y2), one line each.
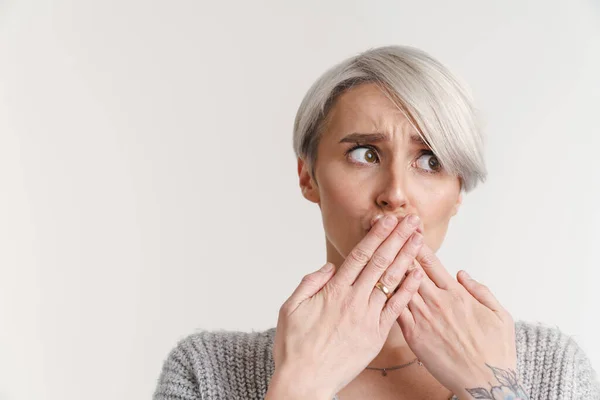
397 237 527 400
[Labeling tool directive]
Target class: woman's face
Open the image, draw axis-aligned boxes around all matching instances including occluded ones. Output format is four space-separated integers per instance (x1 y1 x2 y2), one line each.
298 83 463 267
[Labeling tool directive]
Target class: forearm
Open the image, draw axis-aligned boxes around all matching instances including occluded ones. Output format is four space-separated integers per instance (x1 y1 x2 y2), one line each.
454 386 529 400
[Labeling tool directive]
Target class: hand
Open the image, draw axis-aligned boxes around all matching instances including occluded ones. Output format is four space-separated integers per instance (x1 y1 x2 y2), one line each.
271 215 425 399
396 241 521 399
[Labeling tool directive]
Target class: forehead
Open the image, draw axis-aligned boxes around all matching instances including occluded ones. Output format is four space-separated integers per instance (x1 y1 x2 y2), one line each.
324 83 426 146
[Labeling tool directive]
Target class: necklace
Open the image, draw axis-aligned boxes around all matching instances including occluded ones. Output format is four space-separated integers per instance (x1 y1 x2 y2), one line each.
364 357 423 376
337 359 454 400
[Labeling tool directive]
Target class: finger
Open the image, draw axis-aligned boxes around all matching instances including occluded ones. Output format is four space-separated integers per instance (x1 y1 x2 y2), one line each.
329 215 399 288
457 270 503 313
407 253 441 301
379 268 423 331
414 242 454 290
407 290 429 321
397 303 415 333
366 228 423 308
282 262 336 313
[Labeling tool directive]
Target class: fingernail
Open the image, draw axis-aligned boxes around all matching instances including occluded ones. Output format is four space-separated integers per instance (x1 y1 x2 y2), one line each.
383 215 397 227
320 263 334 272
414 269 423 279
407 214 420 227
462 270 471 279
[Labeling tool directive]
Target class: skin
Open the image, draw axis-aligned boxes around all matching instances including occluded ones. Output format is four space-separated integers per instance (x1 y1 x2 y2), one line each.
298 82 462 367
294 83 522 399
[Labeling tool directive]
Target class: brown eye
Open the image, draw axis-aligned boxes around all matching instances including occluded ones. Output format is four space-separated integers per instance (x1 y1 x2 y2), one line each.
347 146 379 164
416 152 441 173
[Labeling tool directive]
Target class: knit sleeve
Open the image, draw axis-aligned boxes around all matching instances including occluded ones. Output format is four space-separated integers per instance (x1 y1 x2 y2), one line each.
153 336 202 400
570 338 600 400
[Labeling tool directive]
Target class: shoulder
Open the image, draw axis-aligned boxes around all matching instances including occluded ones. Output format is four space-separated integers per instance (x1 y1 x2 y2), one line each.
153 327 277 400
514 320 600 399
169 327 277 363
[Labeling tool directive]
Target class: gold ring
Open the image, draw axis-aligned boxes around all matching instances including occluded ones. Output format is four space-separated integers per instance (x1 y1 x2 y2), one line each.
374 282 393 299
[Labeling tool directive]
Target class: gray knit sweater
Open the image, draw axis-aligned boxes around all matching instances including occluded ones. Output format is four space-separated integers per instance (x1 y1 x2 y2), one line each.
153 320 599 400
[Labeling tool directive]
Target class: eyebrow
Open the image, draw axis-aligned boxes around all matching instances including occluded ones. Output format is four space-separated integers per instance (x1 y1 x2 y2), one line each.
338 132 429 147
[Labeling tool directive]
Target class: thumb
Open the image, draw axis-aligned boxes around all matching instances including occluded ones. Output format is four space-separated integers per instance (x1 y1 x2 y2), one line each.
283 262 336 313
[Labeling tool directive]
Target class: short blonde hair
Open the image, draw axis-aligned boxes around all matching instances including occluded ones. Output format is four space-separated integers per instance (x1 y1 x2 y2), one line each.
292 45 487 192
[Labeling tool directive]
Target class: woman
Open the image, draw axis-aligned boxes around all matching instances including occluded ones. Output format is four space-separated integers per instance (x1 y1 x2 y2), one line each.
153 45 599 400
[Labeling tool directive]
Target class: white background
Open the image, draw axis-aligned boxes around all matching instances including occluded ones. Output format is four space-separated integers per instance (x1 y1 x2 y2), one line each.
1 1 599 399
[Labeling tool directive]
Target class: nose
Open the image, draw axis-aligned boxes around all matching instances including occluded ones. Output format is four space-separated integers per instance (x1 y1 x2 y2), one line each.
375 169 408 211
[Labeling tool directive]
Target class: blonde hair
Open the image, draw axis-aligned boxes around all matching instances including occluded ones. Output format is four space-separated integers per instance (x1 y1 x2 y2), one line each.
292 45 487 192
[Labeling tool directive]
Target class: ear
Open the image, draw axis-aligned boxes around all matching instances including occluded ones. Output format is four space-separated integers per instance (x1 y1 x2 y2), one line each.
451 191 463 217
297 157 320 204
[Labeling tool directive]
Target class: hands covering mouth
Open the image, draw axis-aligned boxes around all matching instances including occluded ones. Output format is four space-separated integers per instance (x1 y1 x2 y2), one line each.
368 214 423 234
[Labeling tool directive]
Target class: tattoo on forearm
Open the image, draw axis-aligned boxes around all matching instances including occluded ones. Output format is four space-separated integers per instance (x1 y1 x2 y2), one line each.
464 363 529 399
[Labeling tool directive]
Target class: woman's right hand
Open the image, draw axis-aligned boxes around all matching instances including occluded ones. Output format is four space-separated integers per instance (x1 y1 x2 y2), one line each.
270 214 425 399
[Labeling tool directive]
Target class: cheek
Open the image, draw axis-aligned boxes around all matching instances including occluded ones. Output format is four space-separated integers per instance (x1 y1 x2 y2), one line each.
317 166 369 246
318 160 361 206
320 172 362 223
417 186 460 249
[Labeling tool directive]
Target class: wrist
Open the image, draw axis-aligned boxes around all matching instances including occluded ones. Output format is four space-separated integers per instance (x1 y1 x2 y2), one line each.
267 365 335 400
451 378 526 400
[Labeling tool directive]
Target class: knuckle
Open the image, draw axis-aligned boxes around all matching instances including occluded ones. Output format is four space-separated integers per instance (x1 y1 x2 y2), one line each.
278 302 292 317
386 297 406 315
402 250 419 264
503 310 514 323
408 236 423 251
397 251 417 268
349 247 370 264
420 252 436 268
325 280 344 297
379 270 399 287
372 226 390 240
406 274 422 291
455 291 471 311
381 262 406 285
478 283 490 292
449 286 465 302
370 252 392 271
391 227 413 241
300 272 319 285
